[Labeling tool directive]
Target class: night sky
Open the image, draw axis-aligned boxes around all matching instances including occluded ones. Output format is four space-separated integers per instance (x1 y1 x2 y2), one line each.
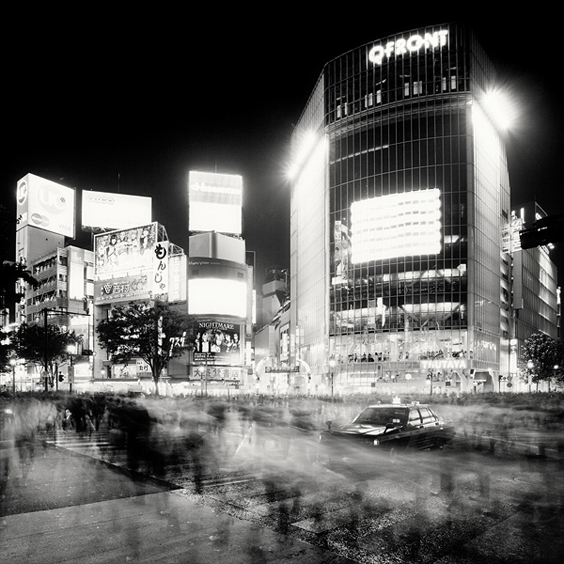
3 9 563 285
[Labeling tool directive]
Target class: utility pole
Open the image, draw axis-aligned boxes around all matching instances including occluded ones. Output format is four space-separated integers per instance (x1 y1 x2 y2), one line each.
43 308 49 391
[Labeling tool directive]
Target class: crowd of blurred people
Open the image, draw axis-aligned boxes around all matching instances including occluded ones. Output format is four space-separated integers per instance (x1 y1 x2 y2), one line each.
1 390 564 499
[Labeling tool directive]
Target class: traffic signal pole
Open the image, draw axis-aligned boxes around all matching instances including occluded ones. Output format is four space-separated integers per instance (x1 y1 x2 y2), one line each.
42 307 91 392
44 308 49 391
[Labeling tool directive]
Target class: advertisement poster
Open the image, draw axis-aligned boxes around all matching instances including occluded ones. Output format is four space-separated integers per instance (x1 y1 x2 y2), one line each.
193 320 242 365
94 223 157 280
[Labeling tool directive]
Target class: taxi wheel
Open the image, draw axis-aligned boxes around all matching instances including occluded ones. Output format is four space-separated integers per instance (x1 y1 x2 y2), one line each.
431 439 444 451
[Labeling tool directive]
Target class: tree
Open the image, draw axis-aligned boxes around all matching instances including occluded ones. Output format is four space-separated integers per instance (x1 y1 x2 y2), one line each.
0 327 13 369
0 260 39 313
520 332 564 389
96 301 193 396
12 322 81 389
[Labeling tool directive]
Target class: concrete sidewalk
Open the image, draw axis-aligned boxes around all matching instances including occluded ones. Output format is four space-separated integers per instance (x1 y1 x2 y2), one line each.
2 491 358 564
1 443 353 564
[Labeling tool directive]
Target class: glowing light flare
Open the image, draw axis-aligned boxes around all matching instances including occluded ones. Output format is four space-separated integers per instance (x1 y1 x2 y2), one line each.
287 130 319 179
481 89 518 131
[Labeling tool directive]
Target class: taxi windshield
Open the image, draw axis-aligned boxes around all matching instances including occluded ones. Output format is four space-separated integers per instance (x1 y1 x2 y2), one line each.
352 407 406 426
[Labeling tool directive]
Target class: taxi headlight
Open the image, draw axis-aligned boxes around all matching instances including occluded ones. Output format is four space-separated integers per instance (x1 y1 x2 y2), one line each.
373 439 380 446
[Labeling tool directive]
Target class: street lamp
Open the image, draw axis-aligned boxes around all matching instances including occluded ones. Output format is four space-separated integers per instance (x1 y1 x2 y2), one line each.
329 357 336 399
67 343 78 393
527 360 534 392
9 358 16 393
198 364 208 397
550 365 559 393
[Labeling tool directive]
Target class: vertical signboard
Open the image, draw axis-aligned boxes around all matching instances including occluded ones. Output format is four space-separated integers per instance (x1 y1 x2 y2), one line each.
153 240 169 300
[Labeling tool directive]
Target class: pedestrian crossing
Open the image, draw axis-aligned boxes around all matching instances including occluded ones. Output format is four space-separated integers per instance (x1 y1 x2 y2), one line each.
42 429 128 467
40 428 254 487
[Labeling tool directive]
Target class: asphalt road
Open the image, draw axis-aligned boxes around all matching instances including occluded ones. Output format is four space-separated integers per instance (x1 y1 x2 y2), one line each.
3 421 564 563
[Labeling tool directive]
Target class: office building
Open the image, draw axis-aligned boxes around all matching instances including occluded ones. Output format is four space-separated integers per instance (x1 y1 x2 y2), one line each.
289 23 559 395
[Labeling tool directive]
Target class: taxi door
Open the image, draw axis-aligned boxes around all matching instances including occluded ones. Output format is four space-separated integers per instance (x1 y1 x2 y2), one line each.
417 406 442 449
405 407 427 449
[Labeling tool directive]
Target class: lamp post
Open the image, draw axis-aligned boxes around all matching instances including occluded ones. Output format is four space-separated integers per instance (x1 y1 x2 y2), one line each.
198 363 208 397
550 365 559 393
10 358 16 393
329 357 336 399
527 360 534 392
67 343 77 393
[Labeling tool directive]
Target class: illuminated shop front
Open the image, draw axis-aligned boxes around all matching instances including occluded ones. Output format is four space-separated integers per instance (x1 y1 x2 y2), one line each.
92 222 186 393
290 23 514 395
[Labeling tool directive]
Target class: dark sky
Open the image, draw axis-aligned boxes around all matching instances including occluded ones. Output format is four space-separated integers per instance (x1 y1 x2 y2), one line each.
3 9 563 285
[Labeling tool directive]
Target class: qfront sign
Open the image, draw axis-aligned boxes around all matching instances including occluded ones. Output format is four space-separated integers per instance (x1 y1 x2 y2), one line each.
368 29 449 66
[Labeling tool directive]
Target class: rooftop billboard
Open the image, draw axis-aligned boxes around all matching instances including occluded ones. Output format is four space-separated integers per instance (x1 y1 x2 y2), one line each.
16 173 75 238
188 170 243 235
82 190 152 231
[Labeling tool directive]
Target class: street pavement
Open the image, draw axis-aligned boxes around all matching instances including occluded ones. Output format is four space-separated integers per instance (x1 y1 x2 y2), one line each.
0 440 355 564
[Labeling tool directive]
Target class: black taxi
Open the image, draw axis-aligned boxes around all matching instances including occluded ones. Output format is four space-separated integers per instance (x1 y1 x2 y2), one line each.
319 401 456 463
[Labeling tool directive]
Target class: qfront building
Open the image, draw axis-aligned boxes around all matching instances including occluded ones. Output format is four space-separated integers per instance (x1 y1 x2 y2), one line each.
289 23 559 395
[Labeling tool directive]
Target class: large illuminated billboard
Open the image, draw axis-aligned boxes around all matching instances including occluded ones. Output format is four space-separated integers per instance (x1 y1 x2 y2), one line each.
16 174 75 238
188 258 247 318
94 223 157 281
82 191 152 231
188 171 243 235
350 188 441 262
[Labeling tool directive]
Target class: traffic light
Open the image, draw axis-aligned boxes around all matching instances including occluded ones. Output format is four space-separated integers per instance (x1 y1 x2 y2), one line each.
58 373 65 382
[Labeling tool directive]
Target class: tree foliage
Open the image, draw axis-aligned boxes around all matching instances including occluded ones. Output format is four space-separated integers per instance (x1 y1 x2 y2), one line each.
521 332 564 385
0 260 39 310
96 301 193 395
11 322 81 388
0 329 12 368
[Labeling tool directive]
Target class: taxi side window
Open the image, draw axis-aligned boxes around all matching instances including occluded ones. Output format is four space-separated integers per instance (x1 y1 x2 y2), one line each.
408 409 421 426
419 407 435 424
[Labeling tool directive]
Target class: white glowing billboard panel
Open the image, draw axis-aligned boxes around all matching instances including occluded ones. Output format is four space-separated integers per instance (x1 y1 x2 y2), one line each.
188 171 243 235
188 258 247 318
16 174 75 237
351 189 441 262
82 191 152 230
188 279 247 318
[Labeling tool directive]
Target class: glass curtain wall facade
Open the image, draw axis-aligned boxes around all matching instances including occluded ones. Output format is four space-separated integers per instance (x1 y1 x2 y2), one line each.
291 23 512 394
